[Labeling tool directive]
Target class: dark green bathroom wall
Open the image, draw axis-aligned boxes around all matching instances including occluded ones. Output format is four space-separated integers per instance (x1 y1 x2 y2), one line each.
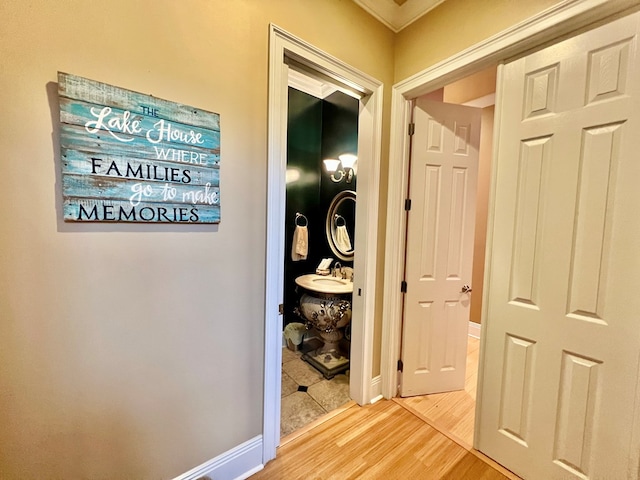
284 88 359 326
284 88 322 325
320 91 359 233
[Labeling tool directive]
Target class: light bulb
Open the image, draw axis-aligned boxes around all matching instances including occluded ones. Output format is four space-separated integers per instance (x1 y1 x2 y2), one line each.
323 159 341 172
338 154 357 169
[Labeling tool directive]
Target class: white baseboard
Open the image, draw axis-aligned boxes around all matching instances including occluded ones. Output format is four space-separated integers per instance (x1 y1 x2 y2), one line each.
468 321 481 339
370 375 383 403
181 326 477 480
173 435 263 480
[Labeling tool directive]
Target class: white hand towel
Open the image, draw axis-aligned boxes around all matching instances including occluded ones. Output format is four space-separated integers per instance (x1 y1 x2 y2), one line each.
335 225 352 253
291 225 308 261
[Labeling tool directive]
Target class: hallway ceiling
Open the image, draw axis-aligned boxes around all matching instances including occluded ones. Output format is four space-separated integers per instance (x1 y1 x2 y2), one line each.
353 0 446 32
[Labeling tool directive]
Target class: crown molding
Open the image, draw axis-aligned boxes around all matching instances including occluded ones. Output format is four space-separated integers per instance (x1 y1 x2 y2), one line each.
353 0 446 32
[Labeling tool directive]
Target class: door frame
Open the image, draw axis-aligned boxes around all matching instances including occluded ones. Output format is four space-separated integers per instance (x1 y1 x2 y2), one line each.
381 0 639 438
264 25 384 463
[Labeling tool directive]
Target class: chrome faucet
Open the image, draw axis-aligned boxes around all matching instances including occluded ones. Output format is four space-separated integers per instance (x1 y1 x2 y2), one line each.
333 262 342 278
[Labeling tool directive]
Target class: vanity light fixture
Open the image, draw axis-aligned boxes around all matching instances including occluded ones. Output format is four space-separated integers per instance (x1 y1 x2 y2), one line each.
323 154 357 183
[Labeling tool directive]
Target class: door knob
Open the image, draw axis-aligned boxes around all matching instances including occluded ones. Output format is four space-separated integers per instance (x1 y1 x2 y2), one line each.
461 284 472 294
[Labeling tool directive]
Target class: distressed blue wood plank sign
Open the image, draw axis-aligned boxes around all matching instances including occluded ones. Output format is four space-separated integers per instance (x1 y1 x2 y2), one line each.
58 72 221 223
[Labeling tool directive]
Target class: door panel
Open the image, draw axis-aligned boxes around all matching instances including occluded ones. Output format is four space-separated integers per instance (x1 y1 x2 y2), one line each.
400 100 481 397
477 12 640 479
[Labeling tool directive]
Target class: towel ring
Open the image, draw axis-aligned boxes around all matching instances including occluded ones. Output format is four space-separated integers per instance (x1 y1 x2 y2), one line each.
295 212 308 227
334 214 346 227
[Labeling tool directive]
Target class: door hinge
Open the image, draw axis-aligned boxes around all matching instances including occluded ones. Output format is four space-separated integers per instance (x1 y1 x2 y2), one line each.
404 198 412 211
278 303 284 315
398 359 404 372
408 123 415 136
401 280 408 293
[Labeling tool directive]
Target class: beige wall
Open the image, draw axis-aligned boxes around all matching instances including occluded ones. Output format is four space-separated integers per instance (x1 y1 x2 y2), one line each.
0 0 578 477
0 1 393 478
394 0 561 82
471 105 495 324
443 65 496 105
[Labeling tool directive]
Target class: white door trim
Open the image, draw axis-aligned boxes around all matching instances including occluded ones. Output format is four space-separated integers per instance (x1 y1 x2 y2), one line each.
264 25 384 463
381 0 639 412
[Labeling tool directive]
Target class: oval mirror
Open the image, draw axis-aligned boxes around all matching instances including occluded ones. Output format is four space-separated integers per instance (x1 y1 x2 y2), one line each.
326 190 356 262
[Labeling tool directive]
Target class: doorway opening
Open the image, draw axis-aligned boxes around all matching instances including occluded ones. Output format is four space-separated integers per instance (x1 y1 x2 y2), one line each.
264 24 384 463
394 66 497 448
381 3 639 477
280 68 360 439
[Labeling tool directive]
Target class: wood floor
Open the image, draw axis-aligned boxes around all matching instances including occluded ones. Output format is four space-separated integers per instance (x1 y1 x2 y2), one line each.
254 337 519 479
394 336 480 448
252 399 511 479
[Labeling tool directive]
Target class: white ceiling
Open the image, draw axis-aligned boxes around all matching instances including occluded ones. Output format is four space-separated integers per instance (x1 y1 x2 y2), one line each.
352 0 446 32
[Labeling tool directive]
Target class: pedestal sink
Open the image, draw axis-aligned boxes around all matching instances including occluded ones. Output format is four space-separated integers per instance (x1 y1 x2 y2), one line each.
294 273 353 295
294 274 353 379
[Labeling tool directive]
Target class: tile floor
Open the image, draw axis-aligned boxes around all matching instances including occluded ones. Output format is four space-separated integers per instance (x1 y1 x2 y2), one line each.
280 344 351 437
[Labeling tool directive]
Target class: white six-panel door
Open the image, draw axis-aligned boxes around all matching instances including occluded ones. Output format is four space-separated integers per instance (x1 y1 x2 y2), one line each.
400 99 481 396
477 12 640 479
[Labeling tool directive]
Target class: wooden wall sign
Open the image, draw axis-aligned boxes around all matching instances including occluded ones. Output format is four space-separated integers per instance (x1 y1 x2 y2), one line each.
58 72 221 223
